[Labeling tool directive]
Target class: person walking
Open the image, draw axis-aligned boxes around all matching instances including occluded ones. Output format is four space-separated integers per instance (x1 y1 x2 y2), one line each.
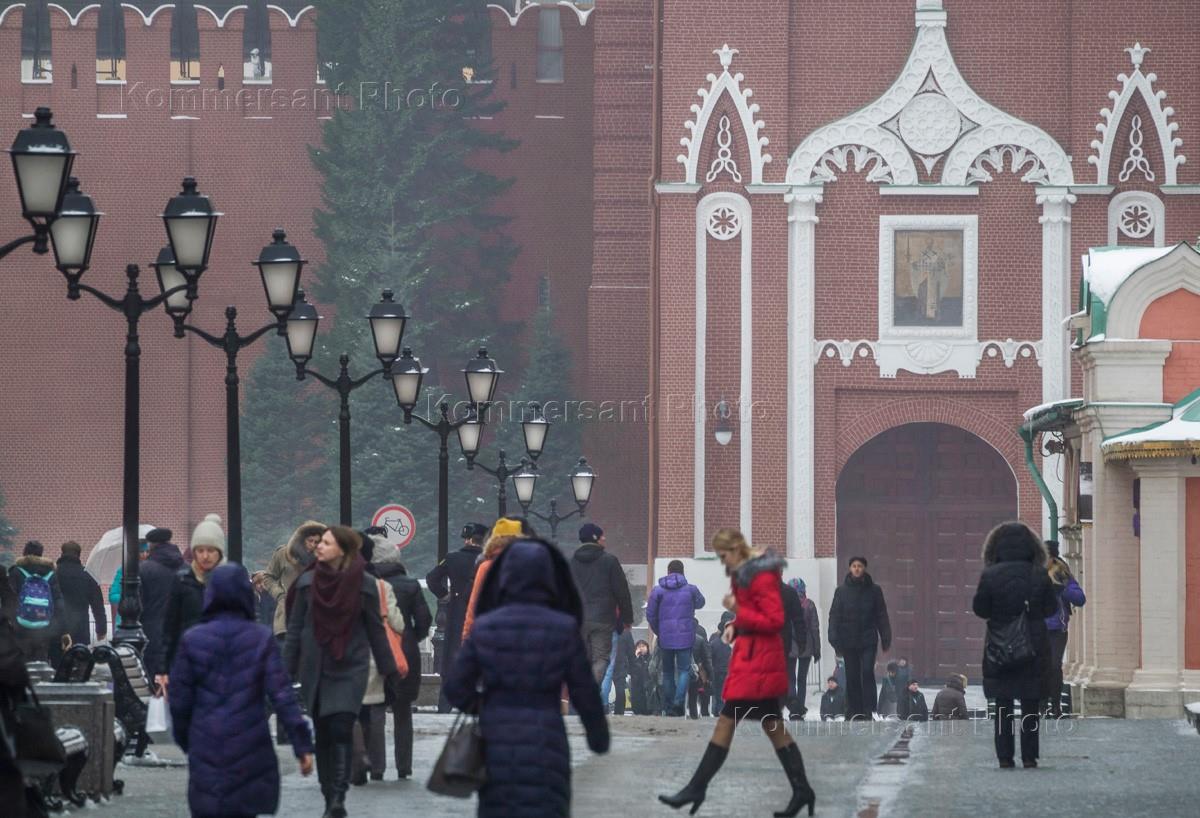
160 515 226 690
784 578 820 721
54 541 106 649
687 619 714 719
570 523 634 683
425 522 486 712
262 521 324 642
368 535 431 780
1043 540 1085 717
708 612 733 716
7 541 67 665
896 679 928 722
461 518 530 640
169 563 314 818
109 537 150 629
972 521 1058 769
931 675 968 720
140 527 186 678
610 626 635 715
659 529 815 818
827 556 891 720
444 537 609 818
284 526 398 817
646 559 705 715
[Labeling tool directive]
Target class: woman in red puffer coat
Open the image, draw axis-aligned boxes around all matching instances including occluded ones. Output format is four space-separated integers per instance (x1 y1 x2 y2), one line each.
659 529 816 817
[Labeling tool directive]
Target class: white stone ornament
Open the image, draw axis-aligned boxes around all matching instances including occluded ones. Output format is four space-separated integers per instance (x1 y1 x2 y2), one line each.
811 145 893 185
678 45 772 185
706 116 742 183
1119 203 1154 239
1119 115 1155 183
706 205 742 240
1089 43 1185 185
967 146 1050 186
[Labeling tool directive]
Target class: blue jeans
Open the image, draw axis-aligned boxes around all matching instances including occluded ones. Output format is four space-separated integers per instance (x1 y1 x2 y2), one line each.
600 631 618 706
660 647 692 712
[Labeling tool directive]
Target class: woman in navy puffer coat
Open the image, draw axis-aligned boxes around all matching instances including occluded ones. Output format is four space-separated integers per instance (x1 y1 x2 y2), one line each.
444 538 610 818
170 564 314 818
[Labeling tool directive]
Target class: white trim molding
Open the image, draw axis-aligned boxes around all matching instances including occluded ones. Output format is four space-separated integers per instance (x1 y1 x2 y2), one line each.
815 340 875 367
694 191 754 556
1106 242 1200 339
877 214 979 378
678 44 772 186
1089 43 1186 186
487 1 593 27
1108 190 1165 246
787 0 1071 188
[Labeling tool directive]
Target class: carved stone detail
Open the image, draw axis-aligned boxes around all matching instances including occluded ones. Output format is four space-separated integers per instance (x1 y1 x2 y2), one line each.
679 45 772 185
706 115 742 183
811 145 894 185
966 145 1051 186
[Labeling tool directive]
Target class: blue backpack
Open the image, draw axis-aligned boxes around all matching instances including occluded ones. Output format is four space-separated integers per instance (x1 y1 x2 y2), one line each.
16 567 55 629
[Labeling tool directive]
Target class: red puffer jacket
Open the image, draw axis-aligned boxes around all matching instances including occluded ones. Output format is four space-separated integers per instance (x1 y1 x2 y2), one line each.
722 553 788 702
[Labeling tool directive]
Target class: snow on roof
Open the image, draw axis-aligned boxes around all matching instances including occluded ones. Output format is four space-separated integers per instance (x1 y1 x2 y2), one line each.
1022 399 1083 423
1084 244 1178 306
1102 390 1200 457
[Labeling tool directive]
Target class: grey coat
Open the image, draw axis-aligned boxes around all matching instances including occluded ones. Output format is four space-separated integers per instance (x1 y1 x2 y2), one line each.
283 571 397 717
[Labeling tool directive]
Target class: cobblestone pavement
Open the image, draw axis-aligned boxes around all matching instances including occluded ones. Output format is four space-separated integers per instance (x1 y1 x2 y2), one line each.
99 713 1200 817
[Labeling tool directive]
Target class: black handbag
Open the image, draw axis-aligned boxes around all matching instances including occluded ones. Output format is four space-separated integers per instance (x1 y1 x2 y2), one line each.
984 599 1037 674
15 685 67 776
427 711 486 798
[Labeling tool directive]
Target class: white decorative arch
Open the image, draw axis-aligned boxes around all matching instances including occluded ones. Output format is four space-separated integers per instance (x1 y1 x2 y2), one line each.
1088 44 1186 186
0 3 317 27
1108 190 1165 246
49 3 100 26
677 44 772 186
1107 242 1200 339
0 3 23 26
486 1 592 27
694 191 754 552
787 0 1072 188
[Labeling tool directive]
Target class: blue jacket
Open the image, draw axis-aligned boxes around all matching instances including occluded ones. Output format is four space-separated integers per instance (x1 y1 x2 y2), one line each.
445 540 609 818
646 573 706 650
169 564 313 818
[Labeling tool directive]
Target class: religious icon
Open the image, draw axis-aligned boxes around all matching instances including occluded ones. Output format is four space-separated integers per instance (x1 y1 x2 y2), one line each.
894 230 964 327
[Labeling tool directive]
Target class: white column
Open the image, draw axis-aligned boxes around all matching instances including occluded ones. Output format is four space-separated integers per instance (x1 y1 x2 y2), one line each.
1037 188 1076 537
786 186 822 560
1129 463 1187 689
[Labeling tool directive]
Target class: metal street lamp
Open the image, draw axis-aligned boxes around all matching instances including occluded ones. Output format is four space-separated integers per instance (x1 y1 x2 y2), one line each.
512 459 539 507
522 401 550 462
367 289 408 367
463 347 502 406
48 178 102 278
522 458 597 540
1 107 75 260
157 230 305 564
63 178 220 649
287 289 402 525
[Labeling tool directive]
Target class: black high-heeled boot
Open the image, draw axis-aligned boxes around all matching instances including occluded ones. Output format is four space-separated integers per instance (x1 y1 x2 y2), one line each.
774 743 816 817
658 742 729 815
323 742 353 818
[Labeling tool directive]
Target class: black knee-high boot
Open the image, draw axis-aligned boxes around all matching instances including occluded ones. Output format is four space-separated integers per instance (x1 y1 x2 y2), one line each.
324 741 352 818
774 743 816 817
658 742 729 814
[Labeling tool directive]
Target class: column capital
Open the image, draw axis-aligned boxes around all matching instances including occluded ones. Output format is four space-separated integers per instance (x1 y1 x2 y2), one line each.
785 185 824 223
1037 187 1078 223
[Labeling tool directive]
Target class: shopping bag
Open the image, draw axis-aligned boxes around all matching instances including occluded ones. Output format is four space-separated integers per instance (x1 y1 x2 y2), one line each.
146 694 172 734
427 711 486 798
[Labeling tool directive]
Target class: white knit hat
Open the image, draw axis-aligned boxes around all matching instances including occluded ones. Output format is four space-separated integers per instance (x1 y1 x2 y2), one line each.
190 513 226 555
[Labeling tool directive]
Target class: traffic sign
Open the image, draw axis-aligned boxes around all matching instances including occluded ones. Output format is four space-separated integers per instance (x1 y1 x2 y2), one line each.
371 504 417 550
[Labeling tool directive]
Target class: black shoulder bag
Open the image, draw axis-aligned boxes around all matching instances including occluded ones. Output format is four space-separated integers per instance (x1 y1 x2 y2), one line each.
983 573 1038 674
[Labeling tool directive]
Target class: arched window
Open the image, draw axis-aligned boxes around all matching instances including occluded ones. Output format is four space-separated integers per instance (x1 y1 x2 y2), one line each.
20 0 52 83
536 6 563 83
243 0 272 82
464 0 492 83
96 0 127 82
170 0 201 82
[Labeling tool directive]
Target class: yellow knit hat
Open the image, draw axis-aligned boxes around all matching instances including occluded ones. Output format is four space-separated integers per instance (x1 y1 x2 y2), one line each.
491 518 523 538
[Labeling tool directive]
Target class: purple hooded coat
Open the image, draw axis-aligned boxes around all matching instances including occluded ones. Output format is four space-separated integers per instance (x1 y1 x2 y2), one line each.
646 573 706 650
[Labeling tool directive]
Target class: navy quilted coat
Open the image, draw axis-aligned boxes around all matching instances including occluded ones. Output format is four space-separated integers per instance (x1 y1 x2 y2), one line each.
169 564 313 817
444 539 610 818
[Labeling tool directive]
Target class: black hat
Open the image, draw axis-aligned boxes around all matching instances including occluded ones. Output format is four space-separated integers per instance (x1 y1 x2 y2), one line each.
848 555 868 568
146 527 173 544
461 523 488 542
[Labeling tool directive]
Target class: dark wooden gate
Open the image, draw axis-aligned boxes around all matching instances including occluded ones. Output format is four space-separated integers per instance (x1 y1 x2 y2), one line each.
835 423 1017 683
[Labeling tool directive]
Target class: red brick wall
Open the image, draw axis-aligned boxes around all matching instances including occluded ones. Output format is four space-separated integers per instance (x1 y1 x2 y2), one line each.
1140 288 1200 404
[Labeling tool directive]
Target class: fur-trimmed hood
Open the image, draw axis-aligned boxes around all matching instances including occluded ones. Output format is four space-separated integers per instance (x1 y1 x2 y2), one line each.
284 520 325 568
732 551 786 588
981 521 1048 566
15 554 55 574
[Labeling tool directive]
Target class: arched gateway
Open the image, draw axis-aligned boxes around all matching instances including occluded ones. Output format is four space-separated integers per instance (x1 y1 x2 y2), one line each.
835 423 1017 681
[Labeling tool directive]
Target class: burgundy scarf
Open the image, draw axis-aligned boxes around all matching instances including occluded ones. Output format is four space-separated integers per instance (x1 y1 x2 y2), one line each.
291 553 366 662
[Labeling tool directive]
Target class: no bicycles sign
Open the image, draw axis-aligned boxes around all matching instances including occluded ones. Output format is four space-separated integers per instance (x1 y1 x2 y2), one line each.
371 504 416 550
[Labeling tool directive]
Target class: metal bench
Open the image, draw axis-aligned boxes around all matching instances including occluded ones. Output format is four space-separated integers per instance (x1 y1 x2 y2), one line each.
52 644 96 684
92 644 151 758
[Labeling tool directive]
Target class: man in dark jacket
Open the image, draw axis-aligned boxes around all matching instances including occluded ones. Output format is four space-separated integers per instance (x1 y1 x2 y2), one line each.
897 678 929 721
139 527 186 677
782 578 821 720
646 559 705 715
370 542 432 779
686 620 714 719
8 541 67 665
611 628 635 715
827 555 892 719
819 677 846 721
708 611 733 715
570 523 634 682
425 522 485 712
54 541 106 649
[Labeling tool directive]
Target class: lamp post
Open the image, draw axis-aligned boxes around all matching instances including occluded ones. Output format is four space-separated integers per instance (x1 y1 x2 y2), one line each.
519 457 597 541
156 229 305 563
391 347 502 562
285 289 406 525
49 176 220 649
1 108 74 262
464 387 541 519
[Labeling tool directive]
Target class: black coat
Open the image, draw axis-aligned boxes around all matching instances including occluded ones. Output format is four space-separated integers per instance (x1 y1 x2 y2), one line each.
425 544 481 671
972 535 1057 701
897 688 929 721
780 581 805 657
820 687 846 720
828 573 892 654
708 632 731 676
163 567 206 676
372 556 432 704
612 628 635 679
54 556 106 645
569 544 633 627
140 543 186 675
691 623 713 683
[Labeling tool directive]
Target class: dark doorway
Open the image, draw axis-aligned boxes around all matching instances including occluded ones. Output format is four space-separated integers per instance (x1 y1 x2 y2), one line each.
835 423 1017 682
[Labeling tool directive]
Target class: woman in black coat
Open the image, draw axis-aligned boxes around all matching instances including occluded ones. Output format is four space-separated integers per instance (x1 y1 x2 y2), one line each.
369 545 432 779
284 527 398 817
444 538 609 818
972 522 1058 769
